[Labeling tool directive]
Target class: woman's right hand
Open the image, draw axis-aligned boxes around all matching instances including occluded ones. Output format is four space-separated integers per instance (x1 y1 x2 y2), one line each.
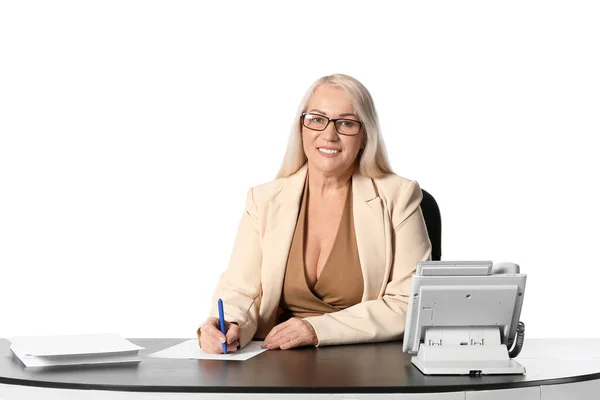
197 317 241 354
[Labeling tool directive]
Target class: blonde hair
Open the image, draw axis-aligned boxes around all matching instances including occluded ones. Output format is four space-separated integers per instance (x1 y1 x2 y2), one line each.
276 74 393 179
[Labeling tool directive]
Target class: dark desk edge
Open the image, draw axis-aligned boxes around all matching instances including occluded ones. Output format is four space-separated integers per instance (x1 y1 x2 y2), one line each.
2 372 600 394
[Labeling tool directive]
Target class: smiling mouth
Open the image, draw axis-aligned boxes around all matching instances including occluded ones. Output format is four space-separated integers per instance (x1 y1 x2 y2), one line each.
318 147 341 155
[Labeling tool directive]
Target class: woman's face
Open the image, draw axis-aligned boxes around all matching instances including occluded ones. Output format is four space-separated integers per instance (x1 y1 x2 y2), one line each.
301 85 365 178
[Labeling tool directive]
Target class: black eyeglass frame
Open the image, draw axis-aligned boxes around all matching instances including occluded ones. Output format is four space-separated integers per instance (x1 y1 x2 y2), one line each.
300 112 363 136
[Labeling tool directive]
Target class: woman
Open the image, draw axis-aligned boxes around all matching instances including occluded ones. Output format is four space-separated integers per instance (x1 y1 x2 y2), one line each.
197 74 432 353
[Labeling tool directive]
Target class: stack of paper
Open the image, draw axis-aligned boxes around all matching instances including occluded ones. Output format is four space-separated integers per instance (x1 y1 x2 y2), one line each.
8 333 144 368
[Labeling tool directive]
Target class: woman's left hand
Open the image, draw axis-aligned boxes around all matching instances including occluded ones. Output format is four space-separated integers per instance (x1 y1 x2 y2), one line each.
261 318 318 350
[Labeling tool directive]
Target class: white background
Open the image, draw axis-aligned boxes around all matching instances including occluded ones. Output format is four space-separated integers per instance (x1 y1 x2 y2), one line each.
1 1 598 339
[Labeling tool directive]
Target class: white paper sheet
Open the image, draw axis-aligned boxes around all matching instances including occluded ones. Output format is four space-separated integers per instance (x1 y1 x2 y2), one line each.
147 339 267 361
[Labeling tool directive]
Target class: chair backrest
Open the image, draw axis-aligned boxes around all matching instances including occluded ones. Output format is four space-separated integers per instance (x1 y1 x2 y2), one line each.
420 189 442 261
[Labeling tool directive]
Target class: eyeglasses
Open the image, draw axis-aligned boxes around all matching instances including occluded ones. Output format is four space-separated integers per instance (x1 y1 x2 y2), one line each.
301 112 363 136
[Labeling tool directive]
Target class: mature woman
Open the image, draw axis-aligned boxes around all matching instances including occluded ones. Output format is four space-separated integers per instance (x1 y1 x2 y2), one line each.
197 74 432 353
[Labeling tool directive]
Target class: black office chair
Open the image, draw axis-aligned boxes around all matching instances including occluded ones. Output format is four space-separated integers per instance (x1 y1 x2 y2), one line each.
420 189 442 261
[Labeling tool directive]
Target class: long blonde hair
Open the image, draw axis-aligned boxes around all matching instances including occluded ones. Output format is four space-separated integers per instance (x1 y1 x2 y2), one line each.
276 74 393 179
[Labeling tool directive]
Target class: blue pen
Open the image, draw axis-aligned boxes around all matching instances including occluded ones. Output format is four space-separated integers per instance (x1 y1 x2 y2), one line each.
217 298 227 354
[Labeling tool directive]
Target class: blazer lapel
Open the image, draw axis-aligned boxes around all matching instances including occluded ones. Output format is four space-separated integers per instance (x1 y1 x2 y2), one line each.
352 171 389 301
260 164 308 327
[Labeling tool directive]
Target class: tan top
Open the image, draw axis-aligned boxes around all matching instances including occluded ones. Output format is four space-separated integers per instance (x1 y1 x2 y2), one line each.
278 176 364 322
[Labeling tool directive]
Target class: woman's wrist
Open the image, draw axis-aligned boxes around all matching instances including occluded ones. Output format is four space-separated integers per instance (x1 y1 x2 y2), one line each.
301 319 319 346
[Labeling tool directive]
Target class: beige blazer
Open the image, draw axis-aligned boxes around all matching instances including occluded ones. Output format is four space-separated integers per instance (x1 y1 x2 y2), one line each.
210 163 432 348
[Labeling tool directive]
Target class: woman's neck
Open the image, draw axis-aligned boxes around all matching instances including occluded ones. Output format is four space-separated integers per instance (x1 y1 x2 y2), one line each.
307 163 355 199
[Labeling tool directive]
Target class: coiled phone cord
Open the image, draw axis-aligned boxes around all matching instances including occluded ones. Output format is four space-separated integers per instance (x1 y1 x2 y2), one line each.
508 321 525 358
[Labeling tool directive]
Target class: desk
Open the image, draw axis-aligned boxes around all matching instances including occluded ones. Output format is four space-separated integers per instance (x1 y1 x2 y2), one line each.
1 338 599 399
